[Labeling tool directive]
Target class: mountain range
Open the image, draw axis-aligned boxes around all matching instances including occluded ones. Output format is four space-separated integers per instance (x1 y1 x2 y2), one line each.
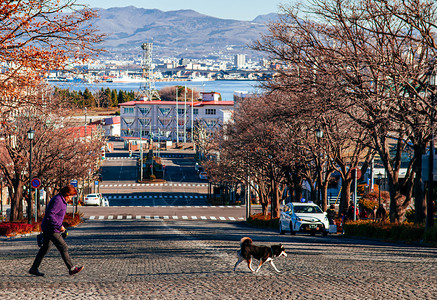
91 6 278 59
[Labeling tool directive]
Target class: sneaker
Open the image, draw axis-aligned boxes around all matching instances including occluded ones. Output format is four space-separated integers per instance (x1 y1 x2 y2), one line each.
29 269 44 276
69 266 84 276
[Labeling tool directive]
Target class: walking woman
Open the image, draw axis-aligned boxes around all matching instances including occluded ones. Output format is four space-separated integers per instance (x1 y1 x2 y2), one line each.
29 184 83 276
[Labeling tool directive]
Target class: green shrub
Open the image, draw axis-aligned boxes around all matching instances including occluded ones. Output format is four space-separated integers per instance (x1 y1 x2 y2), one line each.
404 209 415 223
247 213 279 229
424 226 437 245
343 221 425 243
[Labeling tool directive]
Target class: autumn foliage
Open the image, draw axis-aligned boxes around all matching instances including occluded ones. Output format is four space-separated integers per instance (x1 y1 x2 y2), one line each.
0 0 103 108
0 212 83 237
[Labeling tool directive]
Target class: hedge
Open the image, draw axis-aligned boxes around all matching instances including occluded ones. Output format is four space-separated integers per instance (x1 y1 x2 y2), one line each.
343 220 432 244
247 213 279 229
0 212 83 237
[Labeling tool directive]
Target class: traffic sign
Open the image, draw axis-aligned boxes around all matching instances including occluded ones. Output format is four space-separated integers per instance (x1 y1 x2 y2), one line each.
70 179 78 187
348 168 362 179
95 181 99 186
31 178 41 189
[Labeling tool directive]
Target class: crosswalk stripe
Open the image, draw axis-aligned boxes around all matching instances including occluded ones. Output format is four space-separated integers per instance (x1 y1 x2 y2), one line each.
86 215 243 222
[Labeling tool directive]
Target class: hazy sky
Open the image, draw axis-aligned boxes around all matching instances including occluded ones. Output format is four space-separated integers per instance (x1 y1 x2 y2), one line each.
79 0 294 21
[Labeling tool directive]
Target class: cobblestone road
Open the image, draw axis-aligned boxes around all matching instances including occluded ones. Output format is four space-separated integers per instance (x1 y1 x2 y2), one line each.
1 219 436 299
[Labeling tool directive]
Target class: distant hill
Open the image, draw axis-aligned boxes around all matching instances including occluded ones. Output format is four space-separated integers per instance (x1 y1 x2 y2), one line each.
91 6 275 58
252 13 280 24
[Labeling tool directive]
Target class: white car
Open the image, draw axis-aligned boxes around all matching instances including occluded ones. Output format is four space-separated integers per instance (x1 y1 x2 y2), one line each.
102 196 110 207
279 202 329 236
84 193 103 206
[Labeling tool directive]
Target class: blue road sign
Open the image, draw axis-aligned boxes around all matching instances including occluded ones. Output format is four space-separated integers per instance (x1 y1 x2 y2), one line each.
31 178 41 189
70 180 78 187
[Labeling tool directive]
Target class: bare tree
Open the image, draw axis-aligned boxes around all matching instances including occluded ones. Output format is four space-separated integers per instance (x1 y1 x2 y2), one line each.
0 89 105 222
252 0 437 223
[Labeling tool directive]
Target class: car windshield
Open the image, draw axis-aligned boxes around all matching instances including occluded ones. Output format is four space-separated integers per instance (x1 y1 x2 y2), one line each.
294 205 322 214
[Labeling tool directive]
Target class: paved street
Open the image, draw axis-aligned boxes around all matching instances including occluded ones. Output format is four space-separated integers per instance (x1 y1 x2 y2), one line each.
1 219 437 299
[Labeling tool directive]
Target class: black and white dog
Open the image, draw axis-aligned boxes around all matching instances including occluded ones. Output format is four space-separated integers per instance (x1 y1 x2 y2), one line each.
233 237 287 273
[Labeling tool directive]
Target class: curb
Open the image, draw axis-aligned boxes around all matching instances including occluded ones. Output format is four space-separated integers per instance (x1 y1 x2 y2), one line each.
0 231 40 241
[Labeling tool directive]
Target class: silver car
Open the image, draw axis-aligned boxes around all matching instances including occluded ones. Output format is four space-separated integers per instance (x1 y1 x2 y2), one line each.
279 202 329 236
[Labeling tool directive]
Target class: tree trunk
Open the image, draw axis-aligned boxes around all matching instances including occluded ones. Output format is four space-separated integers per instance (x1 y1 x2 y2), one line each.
257 184 269 216
413 146 426 223
340 178 353 215
10 181 25 222
272 180 281 218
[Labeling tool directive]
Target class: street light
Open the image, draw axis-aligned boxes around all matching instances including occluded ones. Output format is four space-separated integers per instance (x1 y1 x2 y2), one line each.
377 172 382 208
315 128 323 206
427 72 436 229
27 128 35 224
84 107 87 139
0 175 3 218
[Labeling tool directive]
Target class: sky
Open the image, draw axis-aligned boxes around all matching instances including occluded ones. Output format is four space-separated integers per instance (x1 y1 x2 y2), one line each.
79 0 295 21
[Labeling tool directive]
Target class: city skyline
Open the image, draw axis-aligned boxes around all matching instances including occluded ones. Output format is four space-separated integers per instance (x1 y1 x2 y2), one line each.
80 0 295 21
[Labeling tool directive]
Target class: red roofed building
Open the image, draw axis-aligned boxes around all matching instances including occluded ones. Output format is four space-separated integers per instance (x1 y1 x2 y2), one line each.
119 92 234 141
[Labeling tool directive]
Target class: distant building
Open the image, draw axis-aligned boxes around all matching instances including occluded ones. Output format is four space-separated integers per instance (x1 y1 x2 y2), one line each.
234 54 246 69
102 116 121 137
200 92 221 101
119 93 234 141
179 58 192 66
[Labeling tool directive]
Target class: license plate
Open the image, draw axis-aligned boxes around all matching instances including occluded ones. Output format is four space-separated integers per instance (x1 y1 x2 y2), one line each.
309 224 317 229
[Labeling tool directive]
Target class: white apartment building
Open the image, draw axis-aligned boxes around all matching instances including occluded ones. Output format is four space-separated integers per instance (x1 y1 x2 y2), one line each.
234 54 246 69
119 92 234 141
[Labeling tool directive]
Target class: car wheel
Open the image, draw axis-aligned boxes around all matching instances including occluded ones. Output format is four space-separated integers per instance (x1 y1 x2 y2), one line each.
279 222 285 235
290 223 296 235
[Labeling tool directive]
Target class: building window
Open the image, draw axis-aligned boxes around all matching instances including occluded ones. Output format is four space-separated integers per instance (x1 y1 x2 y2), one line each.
178 108 185 115
139 107 150 114
205 120 217 127
123 107 134 114
193 108 199 115
159 108 171 115
205 109 216 115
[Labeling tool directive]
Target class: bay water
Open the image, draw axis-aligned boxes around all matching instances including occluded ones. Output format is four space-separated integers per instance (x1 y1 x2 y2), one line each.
52 80 263 101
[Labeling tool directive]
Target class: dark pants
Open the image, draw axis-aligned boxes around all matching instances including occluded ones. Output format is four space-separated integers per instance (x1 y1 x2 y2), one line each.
31 231 74 271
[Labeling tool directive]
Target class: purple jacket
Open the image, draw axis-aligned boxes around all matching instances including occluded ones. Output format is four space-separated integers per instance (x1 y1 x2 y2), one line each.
41 194 67 233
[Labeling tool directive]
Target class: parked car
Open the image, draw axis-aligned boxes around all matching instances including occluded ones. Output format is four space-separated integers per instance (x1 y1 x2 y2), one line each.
84 193 103 206
199 171 208 180
102 196 110 207
279 202 329 236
